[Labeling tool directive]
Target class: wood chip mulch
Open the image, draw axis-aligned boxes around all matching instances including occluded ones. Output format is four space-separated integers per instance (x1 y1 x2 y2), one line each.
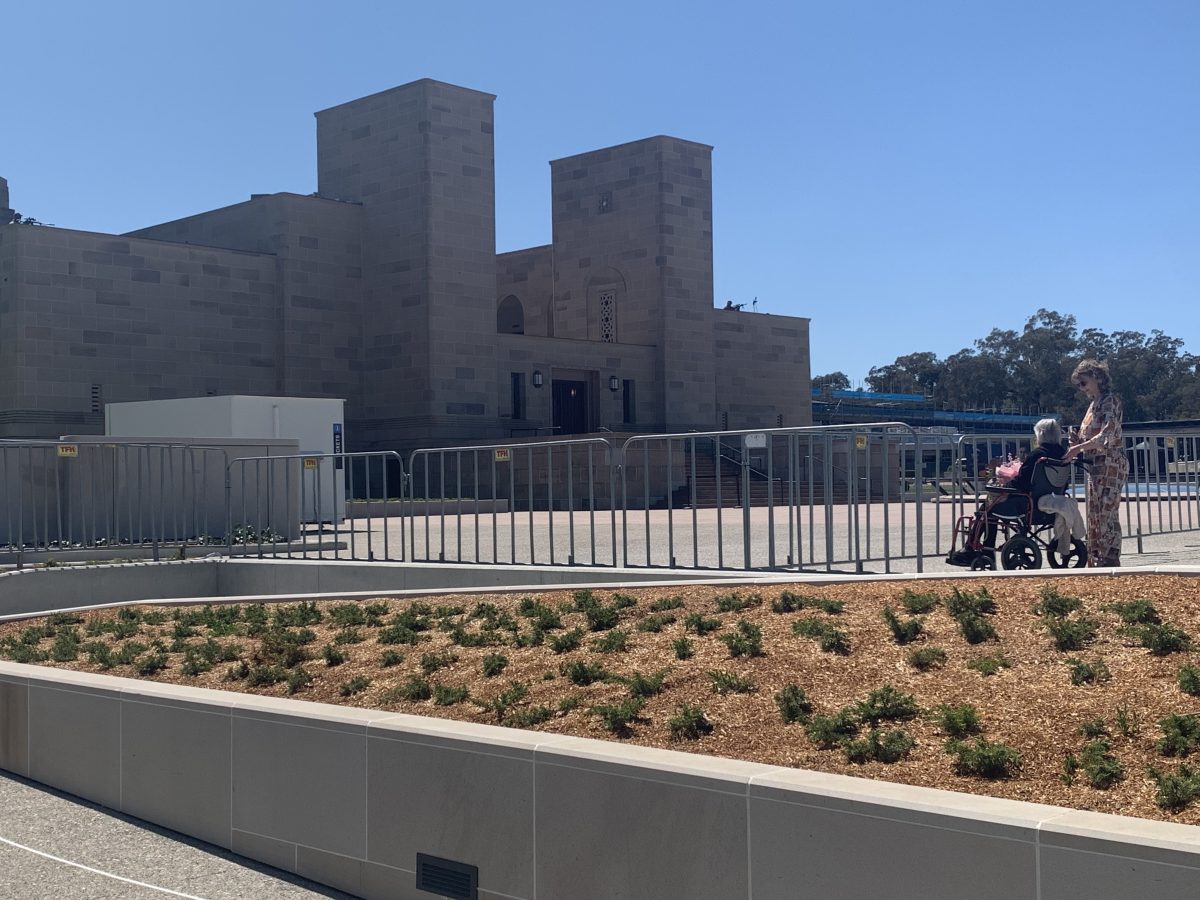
7 575 1200 825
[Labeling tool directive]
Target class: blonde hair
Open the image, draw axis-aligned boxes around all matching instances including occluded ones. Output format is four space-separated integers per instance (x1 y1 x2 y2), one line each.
1071 358 1111 393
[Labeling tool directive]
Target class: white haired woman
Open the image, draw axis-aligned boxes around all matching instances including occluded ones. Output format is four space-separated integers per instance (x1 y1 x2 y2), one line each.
1028 418 1086 558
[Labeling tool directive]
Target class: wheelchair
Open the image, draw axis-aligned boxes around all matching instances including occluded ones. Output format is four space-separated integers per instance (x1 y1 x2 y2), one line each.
948 458 1087 571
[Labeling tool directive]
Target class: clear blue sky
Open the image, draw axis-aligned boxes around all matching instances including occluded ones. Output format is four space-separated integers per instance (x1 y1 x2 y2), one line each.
6 1 1197 384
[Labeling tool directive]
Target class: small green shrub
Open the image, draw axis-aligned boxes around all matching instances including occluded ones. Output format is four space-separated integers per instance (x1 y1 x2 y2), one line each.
481 653 508 677
1147 763 1200 810
286 667 313 694
908 646 947 671
1032 585 1083 618
1156 713 1200 757
792 617 851 654
1104 599 1161 625
590 696 645 734
377 623 423 646
714 592 762 613
856 685 920 724
592 629 630 653
805 709 861 749
334 628 364 645
1066 657 1111 686
584 604 621 632
548 627 585 654
650 595 685 612
246 664 286 687
1044 616 1099 652
967 653 1011 676
771 590 842 614
322 644 347 666
932 703 981 738
504 705 554 728
516 599 563 631
329 603 367 627
135 650 169 676
1080 718 1110 739
947 738 1022 779
882 607 924 645
1130 622 1193 656
340 675 372 697
684 613 722 635
708 669 756 694
1115 703 1141 738
844 728 916 764
1076 739 1123 789
623 669 669 698
474 681 531 721
432 683 470 706
775 684 813 724
946 586 997 619
957 613 997 645
718 620 764 658
1179 665 1200 696
380 649 404 667
668 704 714 740
672 637 694 660
49 629 81 662
610 593 638 611
636 613 677 633
273 600 322 627
569 589 600 612
420 650 458 675
561 659 609 686
391 675 432 702
900 589 940 615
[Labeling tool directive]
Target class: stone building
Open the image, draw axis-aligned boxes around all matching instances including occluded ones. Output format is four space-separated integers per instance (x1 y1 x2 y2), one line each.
0 79 811 451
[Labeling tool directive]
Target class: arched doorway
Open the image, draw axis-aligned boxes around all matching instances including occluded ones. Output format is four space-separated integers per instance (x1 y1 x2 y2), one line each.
497 295 524 334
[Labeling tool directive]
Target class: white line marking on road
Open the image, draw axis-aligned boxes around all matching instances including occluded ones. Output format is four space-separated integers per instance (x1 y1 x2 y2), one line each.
0 834 210 899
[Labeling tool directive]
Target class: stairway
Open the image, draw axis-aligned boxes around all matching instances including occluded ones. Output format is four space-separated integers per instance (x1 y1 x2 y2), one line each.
669 449 851 508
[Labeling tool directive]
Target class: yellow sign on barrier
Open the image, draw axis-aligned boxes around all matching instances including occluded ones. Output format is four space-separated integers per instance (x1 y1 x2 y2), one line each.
494 448 511 462
303 457 319 470
57 444 79 458
855 435 868 450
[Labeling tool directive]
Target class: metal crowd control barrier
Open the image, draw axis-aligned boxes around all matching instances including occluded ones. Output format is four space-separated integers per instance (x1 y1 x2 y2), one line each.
0 440 229 564
407 438 618 566
620 423 926 573
225 451 406 561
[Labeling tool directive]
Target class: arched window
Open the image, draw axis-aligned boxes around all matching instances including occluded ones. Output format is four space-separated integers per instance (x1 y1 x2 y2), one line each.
497 295 524 334
598 290 616 342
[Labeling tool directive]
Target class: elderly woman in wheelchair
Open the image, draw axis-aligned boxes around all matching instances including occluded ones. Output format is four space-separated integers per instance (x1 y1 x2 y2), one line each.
948 418 1087 570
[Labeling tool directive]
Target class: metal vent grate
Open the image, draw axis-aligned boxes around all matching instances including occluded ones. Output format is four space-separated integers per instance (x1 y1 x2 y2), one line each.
415 853 478 899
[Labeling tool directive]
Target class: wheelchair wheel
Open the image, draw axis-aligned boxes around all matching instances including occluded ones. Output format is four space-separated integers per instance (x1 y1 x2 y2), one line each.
970 552 996 571
1000 535 1042 570
1047 539 1087 569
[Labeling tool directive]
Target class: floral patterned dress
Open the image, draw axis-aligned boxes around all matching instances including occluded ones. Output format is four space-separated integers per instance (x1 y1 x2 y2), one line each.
1078 392 1128 566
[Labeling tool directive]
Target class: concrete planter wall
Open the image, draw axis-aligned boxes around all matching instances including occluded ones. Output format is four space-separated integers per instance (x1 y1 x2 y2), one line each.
2 662 1200 899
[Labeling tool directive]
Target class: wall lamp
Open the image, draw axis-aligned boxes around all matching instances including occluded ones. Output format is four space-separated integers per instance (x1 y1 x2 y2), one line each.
608 375 620 393
532 370 543 389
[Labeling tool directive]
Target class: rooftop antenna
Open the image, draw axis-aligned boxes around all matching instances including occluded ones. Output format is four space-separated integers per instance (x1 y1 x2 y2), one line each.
752 296 758 312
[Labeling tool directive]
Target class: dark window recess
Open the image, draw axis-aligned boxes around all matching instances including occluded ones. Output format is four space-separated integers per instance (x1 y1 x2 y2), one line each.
622 379 636 425
598 191 612 213
90 384 103 414
415 853 478 900
777 413 784 427
510 372 526 419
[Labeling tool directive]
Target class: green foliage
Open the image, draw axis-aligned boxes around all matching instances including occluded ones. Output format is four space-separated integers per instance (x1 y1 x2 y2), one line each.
380 649 404 668
481 653 508 677
257 627 315 668
792 616 851 654
569 590 599 612
1115 703 1141 738
1179 665 1200 696
1044 616 1099 652
882 607 924 645
1032 585 1082 618
561 659 609 686
771 591 844 614
610 593 638 611
957 613 997 645
668 704 714 740
340 675 372 697
273 601 322 628
420 650 458 675
1147 764 1200 810
672 637 694 660
932 704 981 738
775 684 813 724
946 586 997 619
714 592 762 613
1066 657 1111 685
334 628 364 645
377 623 424 646
1080 718 1110 739
243 604 269 635
286 667 313 694
548 627 585 654
448 624 502 648
592 629 630 653
967 653 1012 676
322 644 347 667
708 669 756 694
805 709 861 749
390 675 432 702
649 596 685 612
49 629 81 662
683 613 722 635
900 589 940 615
246 664 286 687
855 685 920 725
135 650 169 676
1104 599 1161 625
636 613 677 633
908 646 947 671
590 696 645 734
1156 714 1200 757
432 683 470 706
1128 622 1193 656
844 728 916 764
718 620 764 658
475 681 530 721
623 669 669 698
947 738 1022 779
504 705 554 728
